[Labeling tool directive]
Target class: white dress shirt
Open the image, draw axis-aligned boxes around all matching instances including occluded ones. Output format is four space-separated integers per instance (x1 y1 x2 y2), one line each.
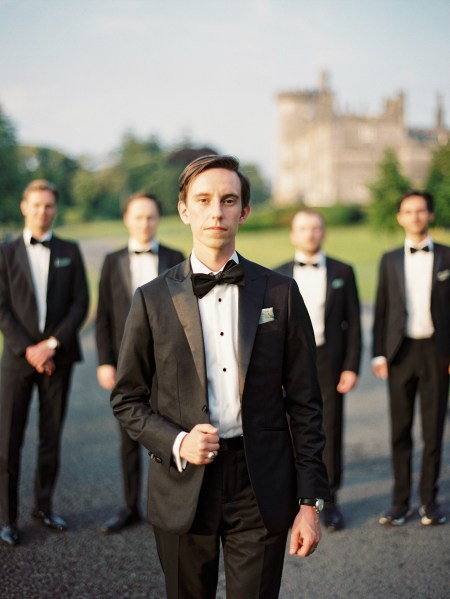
293 251 326 347
128 238 159 292
404 237 434 339
173 250 242 471
23 228 52 332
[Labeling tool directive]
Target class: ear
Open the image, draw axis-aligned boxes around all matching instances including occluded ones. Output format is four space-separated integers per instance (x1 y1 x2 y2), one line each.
178 200 190 225
20 200 28 218
239 205 251 224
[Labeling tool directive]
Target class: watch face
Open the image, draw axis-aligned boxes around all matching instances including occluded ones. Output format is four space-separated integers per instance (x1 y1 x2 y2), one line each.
47 338 57 349
316 499 325 512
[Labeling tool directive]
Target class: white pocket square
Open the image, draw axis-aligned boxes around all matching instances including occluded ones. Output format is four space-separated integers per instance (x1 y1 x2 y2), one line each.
437 269 450 282
54 257 71 268
331 278 344 289
259 307 275 325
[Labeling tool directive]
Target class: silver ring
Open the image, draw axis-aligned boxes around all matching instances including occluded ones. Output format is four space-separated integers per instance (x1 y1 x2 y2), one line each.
207 451 215 460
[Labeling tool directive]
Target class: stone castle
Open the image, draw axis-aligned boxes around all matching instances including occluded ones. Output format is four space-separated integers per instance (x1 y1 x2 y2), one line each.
274 72 448 206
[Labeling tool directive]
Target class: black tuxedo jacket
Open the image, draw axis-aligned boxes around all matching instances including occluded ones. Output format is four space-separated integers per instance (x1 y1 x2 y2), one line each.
0 235 89 372
111 255 330 535
96 244 184 366
276 257 361 375
373 242 450 363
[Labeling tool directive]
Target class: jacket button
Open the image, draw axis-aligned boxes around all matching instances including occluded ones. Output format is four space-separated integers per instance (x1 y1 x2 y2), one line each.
202 405 208 413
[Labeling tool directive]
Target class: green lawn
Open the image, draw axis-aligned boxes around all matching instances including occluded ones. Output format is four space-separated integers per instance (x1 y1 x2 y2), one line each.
60 219 449 304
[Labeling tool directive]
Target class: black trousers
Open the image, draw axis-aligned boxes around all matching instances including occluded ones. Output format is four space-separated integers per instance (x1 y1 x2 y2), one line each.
317 346 343 503
153 443 288 599
388 338 449 509
118 422 141 510
0 364 73 524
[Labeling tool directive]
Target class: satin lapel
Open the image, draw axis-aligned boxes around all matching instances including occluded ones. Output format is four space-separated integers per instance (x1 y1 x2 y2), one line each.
15 238 40 331
166 260 207 392
118 250 133 298
16 238 35 293
431 244 443 291
46 237 57 292
393 248 406 305
237 257 267 400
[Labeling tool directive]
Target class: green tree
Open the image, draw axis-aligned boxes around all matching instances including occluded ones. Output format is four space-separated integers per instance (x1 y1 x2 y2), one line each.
368 149 411 231
426 144 450 227
241 163 270 206
0 105 24 225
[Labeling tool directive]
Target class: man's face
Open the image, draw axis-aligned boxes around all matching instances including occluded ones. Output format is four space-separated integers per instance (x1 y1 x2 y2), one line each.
396 195 433 237
290 212 325 256
20 190 57 235
178 168 250 254
123 197 161 245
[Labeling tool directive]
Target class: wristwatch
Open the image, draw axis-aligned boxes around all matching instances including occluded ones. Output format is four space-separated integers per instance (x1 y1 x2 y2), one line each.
47 336 60 350
299 498 324 514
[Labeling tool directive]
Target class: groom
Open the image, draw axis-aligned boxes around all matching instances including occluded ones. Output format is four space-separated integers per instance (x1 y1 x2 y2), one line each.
111 155 330 598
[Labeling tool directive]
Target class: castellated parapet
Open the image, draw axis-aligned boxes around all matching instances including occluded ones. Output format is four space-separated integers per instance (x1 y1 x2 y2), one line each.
274 72 448 206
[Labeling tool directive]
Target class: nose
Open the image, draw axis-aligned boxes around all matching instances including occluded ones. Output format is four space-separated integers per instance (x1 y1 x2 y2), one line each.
210 198 223 219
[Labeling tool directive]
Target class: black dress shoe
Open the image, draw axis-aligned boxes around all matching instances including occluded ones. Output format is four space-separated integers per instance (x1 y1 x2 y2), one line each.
0 524 20 546
101 507 141 534
323 504 344 532
32 509 68 531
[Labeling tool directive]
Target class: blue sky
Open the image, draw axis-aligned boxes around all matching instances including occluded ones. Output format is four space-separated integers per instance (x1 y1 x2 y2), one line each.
1 0 449 179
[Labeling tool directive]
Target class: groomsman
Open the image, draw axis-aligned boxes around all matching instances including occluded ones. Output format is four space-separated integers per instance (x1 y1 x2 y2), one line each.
276 209 361 531
0 180 89 546
96 192 184 533
111 155 329 598
373 191 449 526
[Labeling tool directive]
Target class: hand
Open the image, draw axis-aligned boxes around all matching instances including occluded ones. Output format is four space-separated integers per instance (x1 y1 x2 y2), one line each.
97 365 117 390
372 361 388 380
179 424 220 465
336 370 358 394
42 358 55 376
289 505 322 557
25 341 55 371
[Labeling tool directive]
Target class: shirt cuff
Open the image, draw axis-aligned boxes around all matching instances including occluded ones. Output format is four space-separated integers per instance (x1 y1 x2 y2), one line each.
372 356 387 366
173 431 189 472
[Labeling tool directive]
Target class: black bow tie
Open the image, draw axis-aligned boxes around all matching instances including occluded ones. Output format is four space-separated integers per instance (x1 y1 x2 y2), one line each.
30 237 51 248
297 261 319 268
410 245 430 254
191 260 245 299
133 248 155 255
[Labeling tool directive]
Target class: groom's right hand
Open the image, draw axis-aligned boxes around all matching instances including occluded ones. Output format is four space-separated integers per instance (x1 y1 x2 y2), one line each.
179 424 220 465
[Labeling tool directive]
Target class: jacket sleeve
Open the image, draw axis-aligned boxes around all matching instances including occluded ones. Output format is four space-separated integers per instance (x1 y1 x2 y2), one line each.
95 255 116 366
342 265 362 373
0 244 35 355
283 279 330 500
372 254 388 358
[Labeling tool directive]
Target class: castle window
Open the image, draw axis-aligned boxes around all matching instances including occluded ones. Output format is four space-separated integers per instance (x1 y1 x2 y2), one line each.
358 125 376 143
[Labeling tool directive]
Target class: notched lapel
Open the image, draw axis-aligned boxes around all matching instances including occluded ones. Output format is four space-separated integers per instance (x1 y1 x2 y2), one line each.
238 259 267 399
393 249 406 304
166 261 207 394
118 250 133 298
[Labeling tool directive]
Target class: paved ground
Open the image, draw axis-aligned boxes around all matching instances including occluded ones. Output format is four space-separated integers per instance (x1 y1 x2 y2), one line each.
1 239 449 598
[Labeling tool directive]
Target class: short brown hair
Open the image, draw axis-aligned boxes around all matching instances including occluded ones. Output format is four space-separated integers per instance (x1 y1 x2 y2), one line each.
397 190 434 213
293 209 326 229
122 192 162 216
178 155 251 208
22 179 59 202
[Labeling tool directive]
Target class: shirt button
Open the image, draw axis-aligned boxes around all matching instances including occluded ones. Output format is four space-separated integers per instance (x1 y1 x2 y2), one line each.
218 298 222 302
223 368 227 372
220 332 224 336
